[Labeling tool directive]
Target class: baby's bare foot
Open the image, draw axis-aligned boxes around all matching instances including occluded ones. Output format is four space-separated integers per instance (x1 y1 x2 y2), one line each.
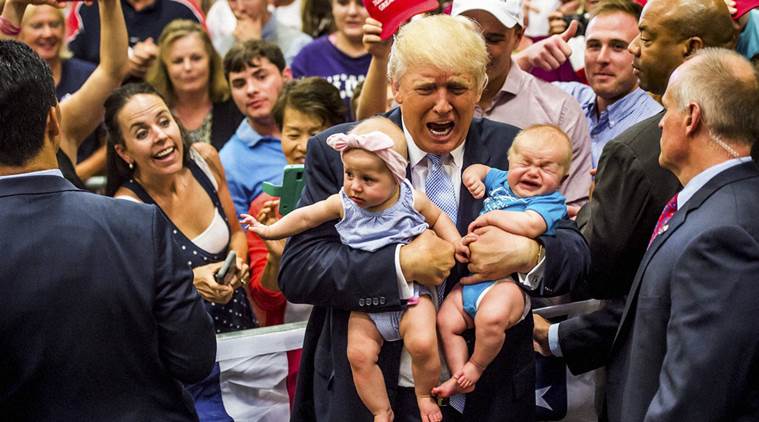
431 376 472 399
417 395 442 422
455 361 485 391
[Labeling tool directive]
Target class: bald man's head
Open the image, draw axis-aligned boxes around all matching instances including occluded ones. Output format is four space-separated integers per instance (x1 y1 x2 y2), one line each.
629 0 736 95
667 48 759 146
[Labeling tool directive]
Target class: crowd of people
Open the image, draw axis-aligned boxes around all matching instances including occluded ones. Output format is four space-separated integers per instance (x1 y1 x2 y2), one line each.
2 0 759 420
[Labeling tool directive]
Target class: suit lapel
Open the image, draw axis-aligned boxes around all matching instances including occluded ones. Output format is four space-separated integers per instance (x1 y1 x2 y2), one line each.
612 161 759 349
458 126 486 234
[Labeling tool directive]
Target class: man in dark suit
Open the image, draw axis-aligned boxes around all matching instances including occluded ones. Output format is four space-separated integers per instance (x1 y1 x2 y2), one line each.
0 40 216 420
608 48 759 421
279 14 590 422
533 0 736 375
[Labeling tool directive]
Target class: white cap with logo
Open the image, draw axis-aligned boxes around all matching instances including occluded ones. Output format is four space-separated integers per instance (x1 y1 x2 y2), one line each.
451 0 524 28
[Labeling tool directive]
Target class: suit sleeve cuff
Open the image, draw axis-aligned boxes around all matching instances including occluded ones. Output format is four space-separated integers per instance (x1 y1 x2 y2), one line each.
548 322 563 357
395 245 414 299
517 254 546 291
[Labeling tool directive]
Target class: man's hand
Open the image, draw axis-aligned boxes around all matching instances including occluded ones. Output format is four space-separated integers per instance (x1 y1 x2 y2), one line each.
362 17 392 59
126 38 158 79
532 313 554 356
516 19 577 72
460 226 539 284
400 230 455 287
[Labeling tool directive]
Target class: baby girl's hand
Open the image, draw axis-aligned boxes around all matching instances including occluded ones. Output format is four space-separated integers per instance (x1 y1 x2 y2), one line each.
455 235 475 263
462 170 486 199
239 214 270 238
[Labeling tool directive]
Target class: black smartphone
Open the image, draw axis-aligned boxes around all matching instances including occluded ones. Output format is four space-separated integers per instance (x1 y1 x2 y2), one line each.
214 250 237 285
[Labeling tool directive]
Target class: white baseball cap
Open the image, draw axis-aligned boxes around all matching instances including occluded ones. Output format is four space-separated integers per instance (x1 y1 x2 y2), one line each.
451 0 524 28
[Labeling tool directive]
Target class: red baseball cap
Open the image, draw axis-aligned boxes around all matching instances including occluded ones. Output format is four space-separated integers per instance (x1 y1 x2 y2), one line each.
365 0 439 39
735 0 759 18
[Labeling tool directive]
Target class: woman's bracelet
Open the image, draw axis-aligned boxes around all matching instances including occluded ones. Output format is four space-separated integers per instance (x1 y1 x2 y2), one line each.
0 16 21 37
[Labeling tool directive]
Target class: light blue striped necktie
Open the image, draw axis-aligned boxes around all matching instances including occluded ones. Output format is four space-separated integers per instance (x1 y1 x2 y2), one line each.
424 154 466 413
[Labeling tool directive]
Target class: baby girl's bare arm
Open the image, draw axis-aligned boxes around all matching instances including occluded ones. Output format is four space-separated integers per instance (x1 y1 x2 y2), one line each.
242 194 343 240
413 191 461 244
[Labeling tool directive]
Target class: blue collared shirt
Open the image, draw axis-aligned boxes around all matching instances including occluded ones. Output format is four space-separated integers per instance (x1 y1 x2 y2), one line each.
556 82 663 167
219 120 287 217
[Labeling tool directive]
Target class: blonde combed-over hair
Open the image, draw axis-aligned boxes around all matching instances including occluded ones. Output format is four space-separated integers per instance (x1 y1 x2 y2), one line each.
387 14 489 96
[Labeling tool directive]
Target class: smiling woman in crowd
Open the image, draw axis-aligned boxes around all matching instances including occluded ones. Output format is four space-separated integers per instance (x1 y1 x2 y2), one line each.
146 20 244 151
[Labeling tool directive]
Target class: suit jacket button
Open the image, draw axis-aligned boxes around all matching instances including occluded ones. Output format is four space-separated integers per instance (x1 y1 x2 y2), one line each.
373 298 379 305
359 298 365 306
380 297 385 304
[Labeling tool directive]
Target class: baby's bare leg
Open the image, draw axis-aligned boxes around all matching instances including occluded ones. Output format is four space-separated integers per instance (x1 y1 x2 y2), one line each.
399 296 442 422
457 280 526 390
432 285 475 398
347 312 393 422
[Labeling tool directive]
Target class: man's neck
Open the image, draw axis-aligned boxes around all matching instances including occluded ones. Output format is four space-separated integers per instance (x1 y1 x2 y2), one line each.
248 116 280 138
675 136 750 186
0 147 58 177
479 61 512 110
594 84 639 116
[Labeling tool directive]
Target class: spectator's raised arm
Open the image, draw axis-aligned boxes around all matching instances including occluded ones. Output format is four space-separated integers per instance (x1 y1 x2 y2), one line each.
58 0 128 163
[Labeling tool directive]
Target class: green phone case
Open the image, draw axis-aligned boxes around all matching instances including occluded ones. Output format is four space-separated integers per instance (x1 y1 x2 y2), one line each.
262 164 305 215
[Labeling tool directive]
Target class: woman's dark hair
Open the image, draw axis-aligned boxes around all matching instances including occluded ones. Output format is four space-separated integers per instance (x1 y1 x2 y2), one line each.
272 77 347 131
301 0 335 38
104 83 191 196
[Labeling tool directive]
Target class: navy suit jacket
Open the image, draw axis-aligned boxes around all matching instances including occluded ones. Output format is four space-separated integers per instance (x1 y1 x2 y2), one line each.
279 109 590 421
560 113 680 375
0 175 216 421
607 161 759 422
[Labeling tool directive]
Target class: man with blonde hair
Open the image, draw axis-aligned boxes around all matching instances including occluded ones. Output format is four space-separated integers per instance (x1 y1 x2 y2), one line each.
280 13 589 422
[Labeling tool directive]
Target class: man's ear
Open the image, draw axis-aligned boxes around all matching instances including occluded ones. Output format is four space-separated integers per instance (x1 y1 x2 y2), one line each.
514 25 525 44
683 37 704 59
391 78 403 104
46 105 62 151
282 66 293 82
684 102 702 137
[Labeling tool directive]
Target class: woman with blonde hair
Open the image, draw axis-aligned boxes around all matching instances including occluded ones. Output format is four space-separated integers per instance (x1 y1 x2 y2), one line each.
147 19 243 151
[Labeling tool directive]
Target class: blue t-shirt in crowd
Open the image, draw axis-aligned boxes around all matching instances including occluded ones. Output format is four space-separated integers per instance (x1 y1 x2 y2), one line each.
482 168 567 235
738 9 759 61
290 35 371 119
219 120 287 217
55 58 101 162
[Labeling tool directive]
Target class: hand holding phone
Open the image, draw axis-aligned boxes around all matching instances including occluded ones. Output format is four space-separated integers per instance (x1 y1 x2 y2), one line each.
214 250 237 285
